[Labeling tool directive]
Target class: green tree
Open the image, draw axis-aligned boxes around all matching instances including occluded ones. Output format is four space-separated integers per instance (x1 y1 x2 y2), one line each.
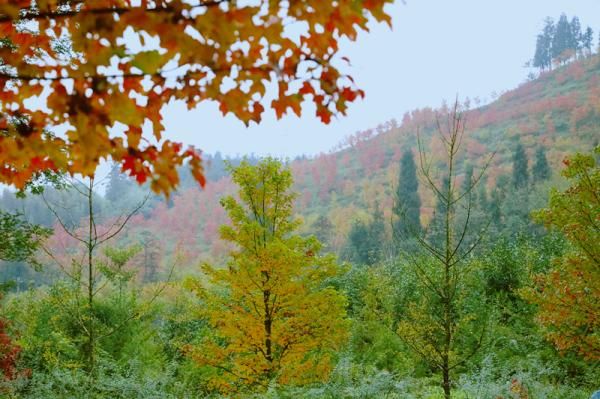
570 16 582 56
397 103 492 399
393 149 421 241
524 147 600 361
512 143 529 189
105 163 135 204
542 18 556 69
532 147 551 182
42 177 148 375
552 13 573 63
582 26 594 55
312 214 334 249
0 212 50 266
346 203 386 266
187 158 348 393
533 20 554 71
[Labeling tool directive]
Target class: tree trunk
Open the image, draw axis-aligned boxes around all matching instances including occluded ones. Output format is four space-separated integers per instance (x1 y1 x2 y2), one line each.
85 181 95 375
443 366 451 399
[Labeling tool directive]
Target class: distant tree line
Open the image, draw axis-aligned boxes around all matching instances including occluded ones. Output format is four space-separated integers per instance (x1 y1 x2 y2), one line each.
532 14 596 71
343 141 553 266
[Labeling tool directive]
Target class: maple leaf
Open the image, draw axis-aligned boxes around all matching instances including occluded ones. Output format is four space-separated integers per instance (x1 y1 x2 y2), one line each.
0 0 393 195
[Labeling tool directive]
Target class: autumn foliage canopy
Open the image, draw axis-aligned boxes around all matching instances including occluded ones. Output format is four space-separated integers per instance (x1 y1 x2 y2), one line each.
525 146 600 361
0 0 392 195
186 159 348 393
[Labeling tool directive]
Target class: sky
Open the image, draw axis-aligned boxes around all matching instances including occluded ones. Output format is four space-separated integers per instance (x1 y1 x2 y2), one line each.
159 0 600 158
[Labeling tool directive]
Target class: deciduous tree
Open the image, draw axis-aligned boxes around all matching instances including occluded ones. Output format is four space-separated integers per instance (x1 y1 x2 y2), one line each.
0 211 50 266
186 158 348 393
524 147 600 361
0 0 392 195
396 102 493 399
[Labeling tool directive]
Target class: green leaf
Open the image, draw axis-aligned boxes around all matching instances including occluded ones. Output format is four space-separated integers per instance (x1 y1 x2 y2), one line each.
131 50 163 74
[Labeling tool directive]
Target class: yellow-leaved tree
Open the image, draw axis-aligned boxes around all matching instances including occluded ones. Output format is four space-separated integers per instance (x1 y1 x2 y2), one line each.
186 158 348 394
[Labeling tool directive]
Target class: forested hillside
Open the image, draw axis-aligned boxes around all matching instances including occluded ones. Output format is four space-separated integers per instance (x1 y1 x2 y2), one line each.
39 53 596 266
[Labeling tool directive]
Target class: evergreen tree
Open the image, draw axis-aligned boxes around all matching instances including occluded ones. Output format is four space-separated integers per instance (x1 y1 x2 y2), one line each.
347 220 371 265
512 143 529 189
205 151 227 181
552 14 572 63
477 183 489 212
582 26 594 55
570 16 582 56
488 188 503 230
462 164 474 194
105 163 134 204
533 34 551 71
369 202 386 262
393 149 421 240
532 147 551 182
427 175 449 246
312 214 333 249
346 203 386 266
542 18 555 70
139 230 160 283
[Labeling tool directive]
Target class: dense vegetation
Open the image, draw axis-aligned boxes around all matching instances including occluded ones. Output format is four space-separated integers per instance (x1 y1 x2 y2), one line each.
0 109 599 398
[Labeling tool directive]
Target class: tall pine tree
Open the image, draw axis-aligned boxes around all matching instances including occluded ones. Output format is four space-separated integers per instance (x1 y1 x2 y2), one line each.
393 149 421 240
570 16 582 56
582 26 594 56
532 147 551 182
533 34 551 71
105 163 134 204
512 143 529 189
552 14 572 63
346 203 386 266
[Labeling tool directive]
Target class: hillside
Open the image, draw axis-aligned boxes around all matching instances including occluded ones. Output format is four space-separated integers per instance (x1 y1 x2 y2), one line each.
137 55 599 262
3 55 598 274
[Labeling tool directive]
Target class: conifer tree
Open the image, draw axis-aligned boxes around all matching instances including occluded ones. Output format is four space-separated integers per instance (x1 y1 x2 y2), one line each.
542 18 556 70
582 27 594 56
462 164 474 194
105 163 135 204
533 18 555 71
393 149 421 241
532 147 551 182
552 14 572 63
188 158 348 393
570 16 583 56
312 214 334 249
533 34 551 71
347 203 386 266
369 202 386 262
512 143 529 189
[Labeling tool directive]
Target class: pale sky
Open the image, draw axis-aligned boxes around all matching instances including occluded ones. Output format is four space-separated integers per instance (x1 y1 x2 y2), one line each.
159 0 600 157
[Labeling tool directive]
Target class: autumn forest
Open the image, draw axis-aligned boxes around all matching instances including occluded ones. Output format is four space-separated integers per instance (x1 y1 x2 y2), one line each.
0 2 599 399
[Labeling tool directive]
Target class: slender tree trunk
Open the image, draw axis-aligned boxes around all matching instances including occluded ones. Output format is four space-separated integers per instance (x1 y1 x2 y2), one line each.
442 136 454 399
85 180 95 375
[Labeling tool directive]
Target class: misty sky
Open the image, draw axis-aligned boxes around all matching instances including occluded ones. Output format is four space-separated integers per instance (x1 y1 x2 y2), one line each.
159 0 600 158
